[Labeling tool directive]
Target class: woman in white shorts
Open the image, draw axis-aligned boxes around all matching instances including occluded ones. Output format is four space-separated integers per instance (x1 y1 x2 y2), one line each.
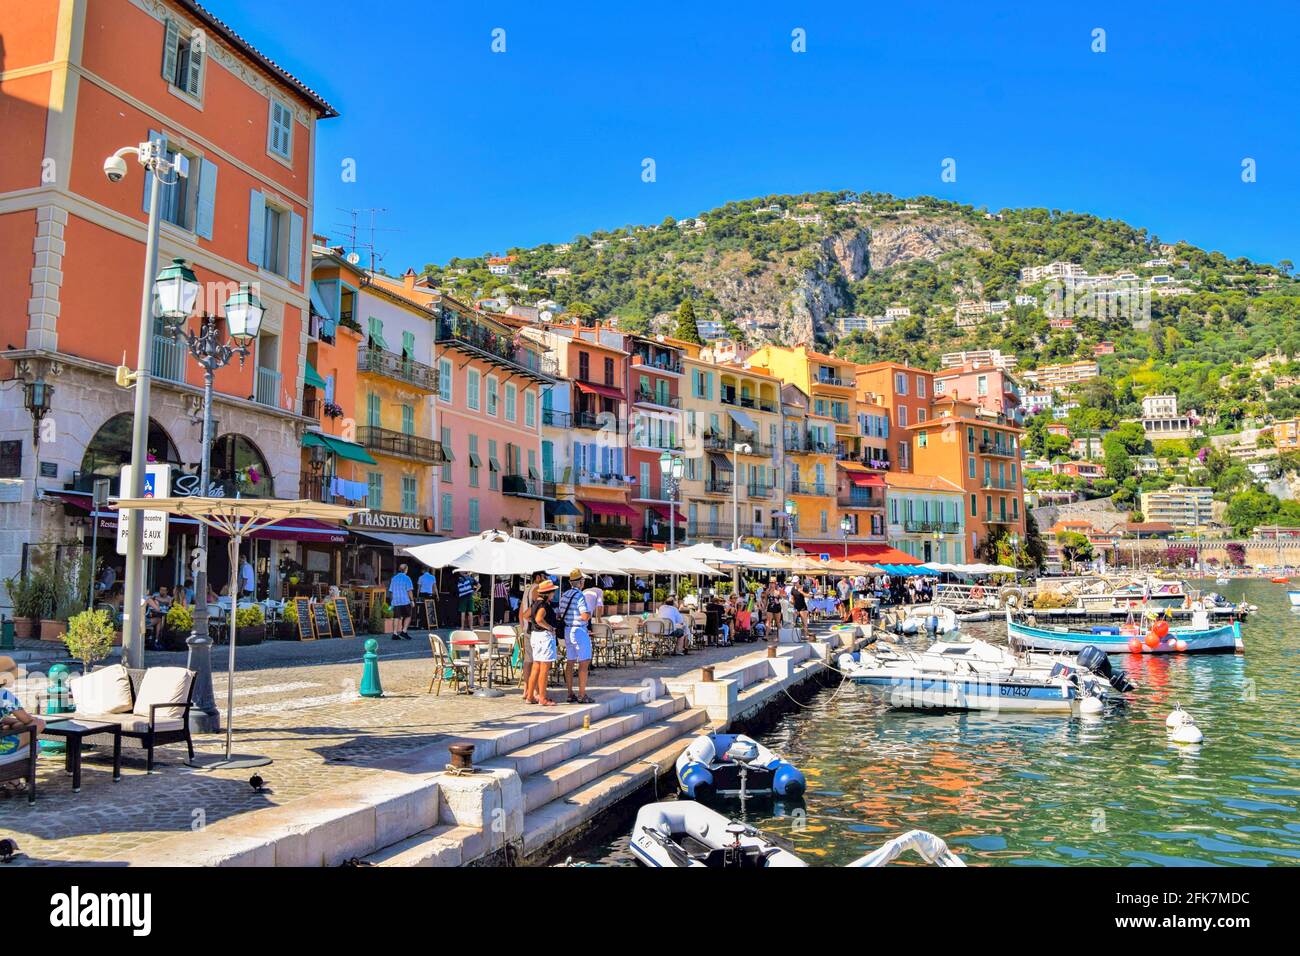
525 580 559 706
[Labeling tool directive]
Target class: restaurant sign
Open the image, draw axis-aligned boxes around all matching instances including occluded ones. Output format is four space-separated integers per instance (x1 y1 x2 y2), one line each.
346 510 435 533
513 526 589 546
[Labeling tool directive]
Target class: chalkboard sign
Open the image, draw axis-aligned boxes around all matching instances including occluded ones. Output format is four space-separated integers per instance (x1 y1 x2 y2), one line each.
422 598 438 630
311 601 333 640
294 597 314 641
332 597 355 638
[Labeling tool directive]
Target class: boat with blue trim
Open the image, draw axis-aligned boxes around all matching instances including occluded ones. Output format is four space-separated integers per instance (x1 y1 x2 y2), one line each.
675 732 806 801
1007 608 1243 654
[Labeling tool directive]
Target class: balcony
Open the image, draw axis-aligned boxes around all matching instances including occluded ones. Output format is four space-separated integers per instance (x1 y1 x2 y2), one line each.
701 432 772 457
580 520 632 540
152 333 187 384
688 521 733 538
788 480 830 496
356 425 448 464
836 446 890 469
357 347 439 391
573 409 622 432
903 519 962 534
986 514 1019 526
542 409 570 428
784 438 833 456
981 478 1017 491
703 477 733 495
632 352 684 376
634 388 681 409
813 373 850 389
503 474 547 499
435 314 554 381
756 397 779 414
255 366 281 407
838 491 885 509
978 441 1017 457
746 484 773 499
575 472 627 489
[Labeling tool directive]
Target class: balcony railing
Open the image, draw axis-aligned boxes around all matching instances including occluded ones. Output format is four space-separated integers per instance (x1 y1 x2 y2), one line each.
981 478 1016 490
979 441 1017 457
575 472 627 488
634 388 680 408
704 477 733 495
580 520 632 539
838 492 885 509
357 347 439 390
632 353 684 375
814 374 848 388
542 409 570 428
356 425 448 464
986 514 1018 525
701 432 771 457
903 519 962 534
255 367 281 407
788 480 830 496
746 484 773 499
152 334 187 383
436 314 552 379
503 474 547 498
784 438 833 455
688 521 733 538
574 410 621 432
836 446 890 469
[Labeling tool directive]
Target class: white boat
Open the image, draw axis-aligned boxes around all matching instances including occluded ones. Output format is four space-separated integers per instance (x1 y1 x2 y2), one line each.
895 604 959 635
837 634 1129 714
1215 577 1231 586
630 802 806 868
630 801 966 867
675 732 806 801
1288 591 1300 608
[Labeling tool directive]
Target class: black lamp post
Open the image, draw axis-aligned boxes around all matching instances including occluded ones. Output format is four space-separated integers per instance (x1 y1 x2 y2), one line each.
156 260 265 734
22 378 53 447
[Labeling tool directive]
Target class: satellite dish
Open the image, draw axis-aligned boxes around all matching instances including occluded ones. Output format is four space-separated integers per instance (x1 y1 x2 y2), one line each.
346 252 361 265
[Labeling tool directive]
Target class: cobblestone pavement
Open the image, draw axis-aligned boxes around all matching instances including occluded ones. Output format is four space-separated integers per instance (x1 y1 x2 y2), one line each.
0 632 774 864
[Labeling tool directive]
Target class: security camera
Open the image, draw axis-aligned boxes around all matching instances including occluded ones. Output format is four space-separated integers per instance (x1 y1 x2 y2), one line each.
103 155 128 183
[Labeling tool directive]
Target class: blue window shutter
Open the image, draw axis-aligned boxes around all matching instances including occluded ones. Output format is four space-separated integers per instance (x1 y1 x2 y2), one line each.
161 20 179 83
288 211 304 284
194 157 217 240
247 190 265 265
142 129 163 213
186 29 203 97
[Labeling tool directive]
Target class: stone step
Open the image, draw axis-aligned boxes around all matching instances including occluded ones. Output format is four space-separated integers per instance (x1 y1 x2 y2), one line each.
521 722 709 858
363 823 486 867
481 695 685 779
521 708 707 815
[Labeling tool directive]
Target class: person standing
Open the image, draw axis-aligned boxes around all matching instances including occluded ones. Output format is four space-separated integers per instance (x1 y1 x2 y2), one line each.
559 570 594 704
581 577 605 622
524 580 559 706
389 562 414 640
239 555 256 599
493 576 510 624
416 566 437 629
457 571 476 629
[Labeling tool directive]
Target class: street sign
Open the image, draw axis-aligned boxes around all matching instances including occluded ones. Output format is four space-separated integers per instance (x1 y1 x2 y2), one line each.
117 463 170 557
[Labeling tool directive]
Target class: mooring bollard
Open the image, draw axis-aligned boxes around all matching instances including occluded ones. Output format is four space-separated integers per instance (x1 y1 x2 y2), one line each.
448 742 475 770
359 638 383 698
766 645 777 659
701 665 715 683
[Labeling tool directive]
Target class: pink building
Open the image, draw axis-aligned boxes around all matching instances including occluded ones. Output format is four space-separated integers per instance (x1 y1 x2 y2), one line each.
933 365 1024 423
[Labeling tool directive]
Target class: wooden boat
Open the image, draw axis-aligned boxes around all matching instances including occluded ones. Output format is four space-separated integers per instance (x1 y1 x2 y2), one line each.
1007 609 1243 654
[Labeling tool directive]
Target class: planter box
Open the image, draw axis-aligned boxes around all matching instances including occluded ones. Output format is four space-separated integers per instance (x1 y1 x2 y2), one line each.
217 624 265 646
161 628 191 652
14 617 36 640
630 602 644 614
40 619 66 643
273 621 299 641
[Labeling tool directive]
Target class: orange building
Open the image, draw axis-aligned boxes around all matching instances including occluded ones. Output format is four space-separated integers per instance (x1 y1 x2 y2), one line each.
0 0 335 596
908 395 1025 558
854 362 935 472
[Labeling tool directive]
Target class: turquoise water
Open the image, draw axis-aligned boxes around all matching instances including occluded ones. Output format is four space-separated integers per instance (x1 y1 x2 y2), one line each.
570 579 1300 866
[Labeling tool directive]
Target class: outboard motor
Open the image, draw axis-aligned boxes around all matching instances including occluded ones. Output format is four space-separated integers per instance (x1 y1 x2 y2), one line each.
1077 644 1135 693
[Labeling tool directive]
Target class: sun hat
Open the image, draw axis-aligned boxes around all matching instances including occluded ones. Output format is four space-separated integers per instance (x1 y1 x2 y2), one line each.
536 580 559 595
568 568 586 583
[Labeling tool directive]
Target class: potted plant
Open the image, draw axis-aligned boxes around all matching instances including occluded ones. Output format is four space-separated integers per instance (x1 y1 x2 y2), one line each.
3 572 47 640
46 552 93 643
231 604 266 645
163 604 194 650
629 588 644 614
368 597 386 634
381 601 396 633
278 600 300 640
63 608 116 673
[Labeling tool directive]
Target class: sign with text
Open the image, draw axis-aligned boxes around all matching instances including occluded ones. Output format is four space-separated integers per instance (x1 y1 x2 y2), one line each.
294 598 314 641
116 464 170 557
332 597 355 638
346 510 432 533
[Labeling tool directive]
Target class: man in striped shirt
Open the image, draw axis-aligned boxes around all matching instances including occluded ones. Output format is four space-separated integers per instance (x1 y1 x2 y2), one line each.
558 570 593 704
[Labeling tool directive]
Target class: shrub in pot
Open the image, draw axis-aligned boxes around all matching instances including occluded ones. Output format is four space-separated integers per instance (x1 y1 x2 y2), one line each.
63 608 116 673
222 604 266 645
163 604 194 650
4 572 48 639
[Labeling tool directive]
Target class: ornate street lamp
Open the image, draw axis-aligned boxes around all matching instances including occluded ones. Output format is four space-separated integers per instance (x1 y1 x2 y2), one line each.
659 450 684 550
784 497 797 555
22 377 53 447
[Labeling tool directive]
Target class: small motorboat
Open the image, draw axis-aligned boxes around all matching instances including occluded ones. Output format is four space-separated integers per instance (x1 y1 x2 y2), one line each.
675 732 806 801
630 802 806 868
1288 591 1300 608
1008 608 1244 654
895 604 959 635
1271 576 1290 584
1215 576 1231 586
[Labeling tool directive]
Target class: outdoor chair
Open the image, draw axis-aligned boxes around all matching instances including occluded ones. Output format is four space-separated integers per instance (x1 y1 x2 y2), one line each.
449 630 489 686
490 626 518 683
428 633 472 695
0 723 38 804
644 618 670 657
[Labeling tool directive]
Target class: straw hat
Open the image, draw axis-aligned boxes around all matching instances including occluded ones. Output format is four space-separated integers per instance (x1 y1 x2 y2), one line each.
568 568 586 583
536 580 559 595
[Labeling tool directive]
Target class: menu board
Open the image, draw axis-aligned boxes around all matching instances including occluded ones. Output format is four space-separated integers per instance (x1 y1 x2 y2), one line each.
294 598 314 641
311 601 333 640
422 598 438 630
332 597 355 638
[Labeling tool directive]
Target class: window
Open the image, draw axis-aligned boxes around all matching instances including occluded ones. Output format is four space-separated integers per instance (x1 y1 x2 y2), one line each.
505 383 518 422
488 439 499 490
967 427 975 452
604 357 615 385
441 493 454 531
401 404 414 435
977 375 988 397
1013 497 1020 519
820 511 828 533
970 494 977 516
440 426 453 483
968 456 976 479
897 405 908 427
247 191 302 281
524 390 536 428
161 18 204 100
578 352 590 381
895 372 908 395
366 392 381 427
468 435 479 488
268 99 294 160
486 375 499 417
438 359 452 402
401 476 417 515
468 498 480 533
466 369 480 410
916 376 926 398
262 204 284 275
918 408 927 423
367 472 383 510
918 431 927 448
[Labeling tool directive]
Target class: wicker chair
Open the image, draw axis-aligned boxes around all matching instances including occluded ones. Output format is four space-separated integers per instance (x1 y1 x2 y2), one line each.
0 724 38 803
428 634 472 695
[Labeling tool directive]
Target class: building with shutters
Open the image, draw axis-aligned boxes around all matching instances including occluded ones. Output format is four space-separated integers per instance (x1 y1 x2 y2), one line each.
0 0 336 600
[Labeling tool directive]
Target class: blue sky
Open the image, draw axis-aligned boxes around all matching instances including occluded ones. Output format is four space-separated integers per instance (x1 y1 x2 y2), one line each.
217 0 1298 271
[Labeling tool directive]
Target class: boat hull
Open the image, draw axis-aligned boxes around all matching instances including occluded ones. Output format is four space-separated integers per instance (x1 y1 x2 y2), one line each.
1008 619 1242 654
1288 591 1300 608
849 673 1083 713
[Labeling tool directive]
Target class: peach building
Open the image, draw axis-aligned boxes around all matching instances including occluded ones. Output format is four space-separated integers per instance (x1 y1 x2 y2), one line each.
853 362 936 472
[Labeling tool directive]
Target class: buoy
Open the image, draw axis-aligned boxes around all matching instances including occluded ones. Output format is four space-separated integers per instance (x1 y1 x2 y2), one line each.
1166 705 1194 729
1175 639 1188 652
1170 723 1204 745
1153 619 1170 639
1144 632 1160 649
1127 637 1143 653
1079 696 1104 716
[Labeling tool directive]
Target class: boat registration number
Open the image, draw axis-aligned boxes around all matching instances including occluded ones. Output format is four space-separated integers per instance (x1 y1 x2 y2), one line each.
999 686 1031 698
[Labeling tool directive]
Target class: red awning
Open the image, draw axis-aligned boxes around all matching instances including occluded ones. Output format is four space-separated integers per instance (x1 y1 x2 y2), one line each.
580 499 639 520
650 505 686 525
846 472 886 488
47 491 348 542
795 542 921 564
575 381 626 402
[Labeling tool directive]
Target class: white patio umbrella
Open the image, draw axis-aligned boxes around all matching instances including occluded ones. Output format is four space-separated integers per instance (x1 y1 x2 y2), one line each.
676 542 740 563
404 530 557 698
610 546 663 573
542 542 625 575
114 496 365 770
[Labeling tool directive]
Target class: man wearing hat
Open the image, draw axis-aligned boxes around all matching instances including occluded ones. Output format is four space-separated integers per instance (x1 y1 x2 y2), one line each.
559 569 594 704
0 656 42 793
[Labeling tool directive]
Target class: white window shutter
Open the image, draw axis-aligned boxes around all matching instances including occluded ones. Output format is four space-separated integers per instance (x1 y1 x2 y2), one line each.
247 190 265 265
288 211 303 284
142 129 163 212
161 20 179 84
186 30 203 97
195 157 217 240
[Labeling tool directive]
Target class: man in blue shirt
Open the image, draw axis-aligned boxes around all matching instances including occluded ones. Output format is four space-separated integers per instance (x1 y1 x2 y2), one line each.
240 556 256 599
416 567 437 629
389 563 414 641
558 570 593 704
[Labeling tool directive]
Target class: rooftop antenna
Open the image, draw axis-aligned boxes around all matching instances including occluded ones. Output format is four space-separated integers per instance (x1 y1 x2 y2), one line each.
333 207 401 273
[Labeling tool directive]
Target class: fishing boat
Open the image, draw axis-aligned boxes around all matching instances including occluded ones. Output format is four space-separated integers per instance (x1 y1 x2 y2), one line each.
837 634 1127 713
1272 575 1292 584
1007 608 1244 654
675 732 806 801
630 801 966 867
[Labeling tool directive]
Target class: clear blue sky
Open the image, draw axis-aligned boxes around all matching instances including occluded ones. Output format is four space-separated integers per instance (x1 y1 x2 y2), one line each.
216 0 1298 271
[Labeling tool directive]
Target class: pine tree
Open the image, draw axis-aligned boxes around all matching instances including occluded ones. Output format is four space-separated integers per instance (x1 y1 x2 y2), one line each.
675 299 702 344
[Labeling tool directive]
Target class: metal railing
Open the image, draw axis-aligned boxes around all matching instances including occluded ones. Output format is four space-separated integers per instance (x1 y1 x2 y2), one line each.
542 409 570 428
357 347 439 390
981 478 1016 490
839 492 885 509
632 353 684 375
903 519 962 534
746 484 773 498
436 315 552 379
784 438 833 455
704 477 733 495
978 441 1016 457
788 480 830 496
255 367 281 407
634 388 681 408
356 425 448 464
574 410 621 432
580 520 632 539
152 334 187 383
503 474 545 498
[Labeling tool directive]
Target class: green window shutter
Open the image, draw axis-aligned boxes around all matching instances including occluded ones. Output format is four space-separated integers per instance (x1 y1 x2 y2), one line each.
247 190 265 265
161 20 179 84
402 330 415 358
367 392 381 427
401 405 414 435
195 157 218 240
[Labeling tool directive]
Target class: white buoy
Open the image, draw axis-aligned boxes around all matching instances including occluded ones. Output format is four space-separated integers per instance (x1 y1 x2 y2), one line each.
1170 723 1204 745
1079 696 1104 716
1166 705 1194 729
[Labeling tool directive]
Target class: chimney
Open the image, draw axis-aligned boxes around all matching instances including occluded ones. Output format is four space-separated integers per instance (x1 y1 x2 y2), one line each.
402 268 417 292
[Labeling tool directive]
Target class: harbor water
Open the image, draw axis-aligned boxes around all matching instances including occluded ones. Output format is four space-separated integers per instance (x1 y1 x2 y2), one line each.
568 579 1300 866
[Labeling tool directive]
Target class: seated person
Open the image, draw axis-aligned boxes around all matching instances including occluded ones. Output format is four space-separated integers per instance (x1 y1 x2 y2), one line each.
0 656 43 791
145 586 173 648
655 596 688 655
703 593 729 645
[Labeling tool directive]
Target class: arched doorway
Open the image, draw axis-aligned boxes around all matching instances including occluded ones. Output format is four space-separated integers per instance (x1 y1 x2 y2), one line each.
211 434 274 498
79 414 181 492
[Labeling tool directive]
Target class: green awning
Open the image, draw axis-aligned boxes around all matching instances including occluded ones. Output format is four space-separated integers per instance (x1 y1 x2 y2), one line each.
302 431 378 465
304 362 328 390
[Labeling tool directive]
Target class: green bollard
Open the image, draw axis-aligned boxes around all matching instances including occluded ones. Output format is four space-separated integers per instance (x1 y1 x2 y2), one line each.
41 663 71 754
359 638 383 698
